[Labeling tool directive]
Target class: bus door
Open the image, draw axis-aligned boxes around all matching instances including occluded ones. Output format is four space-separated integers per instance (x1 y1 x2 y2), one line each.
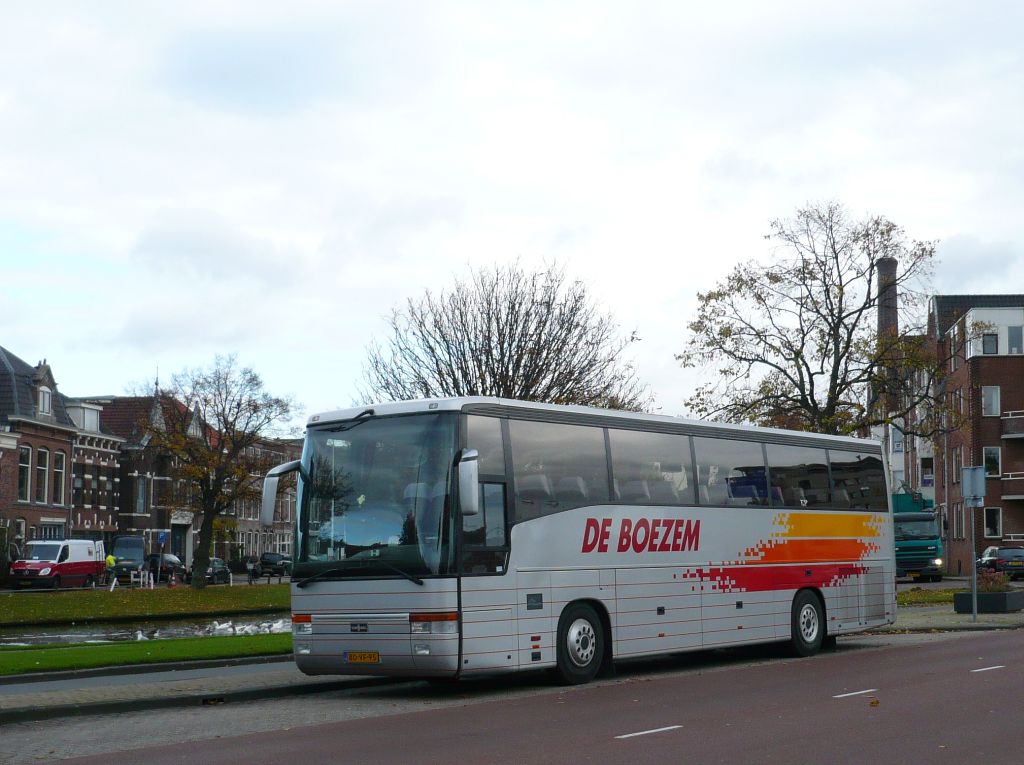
459 416 517 674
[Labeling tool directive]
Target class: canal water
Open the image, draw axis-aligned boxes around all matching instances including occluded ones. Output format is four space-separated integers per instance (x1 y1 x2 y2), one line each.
0 615 290 647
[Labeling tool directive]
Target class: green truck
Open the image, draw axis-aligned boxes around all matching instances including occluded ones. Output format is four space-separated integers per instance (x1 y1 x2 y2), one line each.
893 494 944 581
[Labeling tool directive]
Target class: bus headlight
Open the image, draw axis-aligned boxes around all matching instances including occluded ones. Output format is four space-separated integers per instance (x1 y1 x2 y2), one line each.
410 612 459 634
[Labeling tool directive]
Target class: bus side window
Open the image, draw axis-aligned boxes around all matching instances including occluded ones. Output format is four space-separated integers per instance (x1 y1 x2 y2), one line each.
693 436 767 507
828 451 887 511
462 483 508 574
608 429 695 506
509 419 608 519
766 444 829 508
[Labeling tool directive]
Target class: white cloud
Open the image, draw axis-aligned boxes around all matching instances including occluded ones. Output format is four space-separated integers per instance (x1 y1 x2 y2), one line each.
2 1 1024 417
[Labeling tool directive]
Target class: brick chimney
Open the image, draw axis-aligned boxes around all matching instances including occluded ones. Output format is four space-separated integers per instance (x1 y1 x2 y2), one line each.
877 257 899 414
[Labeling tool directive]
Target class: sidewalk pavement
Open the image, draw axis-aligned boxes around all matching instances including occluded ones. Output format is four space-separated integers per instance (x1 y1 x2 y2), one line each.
2 602 1022 725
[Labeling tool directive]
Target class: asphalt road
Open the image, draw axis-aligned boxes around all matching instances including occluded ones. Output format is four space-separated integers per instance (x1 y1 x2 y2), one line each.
4 629 1018 764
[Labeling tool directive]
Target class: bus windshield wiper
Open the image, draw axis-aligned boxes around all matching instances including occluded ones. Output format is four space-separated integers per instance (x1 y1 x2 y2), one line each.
328 409 375 433
295 561 424 588
378 562 424 586
295 568 349 589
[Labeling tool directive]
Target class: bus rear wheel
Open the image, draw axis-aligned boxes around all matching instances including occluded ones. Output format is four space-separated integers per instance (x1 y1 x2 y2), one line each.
556 603 604 685
789 590 824 657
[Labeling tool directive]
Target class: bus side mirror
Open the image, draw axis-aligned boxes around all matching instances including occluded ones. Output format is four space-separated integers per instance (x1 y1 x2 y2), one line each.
458 449 480 517
262 460 303 526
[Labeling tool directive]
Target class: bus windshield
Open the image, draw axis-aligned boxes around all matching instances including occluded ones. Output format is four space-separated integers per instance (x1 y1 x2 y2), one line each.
894 518 940 540
296 412 457 577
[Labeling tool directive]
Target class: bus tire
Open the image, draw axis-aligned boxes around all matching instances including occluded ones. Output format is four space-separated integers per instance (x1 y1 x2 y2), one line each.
789 590 824 657
556 602 604 685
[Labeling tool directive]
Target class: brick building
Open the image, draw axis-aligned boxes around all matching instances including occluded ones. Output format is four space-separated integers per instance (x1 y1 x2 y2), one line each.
912 295 1024 575
92 395 298 567
0 346 129 560
0 348 76 546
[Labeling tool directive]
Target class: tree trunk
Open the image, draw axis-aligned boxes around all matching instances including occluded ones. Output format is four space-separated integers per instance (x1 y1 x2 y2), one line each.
189 508 219 590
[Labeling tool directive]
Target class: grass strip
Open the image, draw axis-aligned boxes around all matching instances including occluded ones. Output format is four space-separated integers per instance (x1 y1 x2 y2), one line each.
0 633 292 676
897 587 960 606
0 584 290 626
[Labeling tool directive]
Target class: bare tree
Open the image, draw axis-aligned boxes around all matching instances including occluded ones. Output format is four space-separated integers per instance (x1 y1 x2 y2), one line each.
677 202 958 436
145 355 294 589
363 263 651 411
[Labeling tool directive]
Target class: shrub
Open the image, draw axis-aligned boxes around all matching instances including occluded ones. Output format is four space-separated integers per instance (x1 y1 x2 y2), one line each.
977 569 1011 593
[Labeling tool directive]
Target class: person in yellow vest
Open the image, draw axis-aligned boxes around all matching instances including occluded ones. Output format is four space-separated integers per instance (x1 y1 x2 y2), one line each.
105 552 116 584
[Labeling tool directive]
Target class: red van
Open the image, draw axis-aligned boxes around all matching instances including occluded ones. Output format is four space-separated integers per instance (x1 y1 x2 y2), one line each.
10 539 106 589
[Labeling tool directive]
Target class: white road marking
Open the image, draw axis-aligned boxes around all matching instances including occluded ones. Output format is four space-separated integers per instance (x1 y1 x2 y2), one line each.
832 689 878 698
971 665 1005 673
615 725 683 739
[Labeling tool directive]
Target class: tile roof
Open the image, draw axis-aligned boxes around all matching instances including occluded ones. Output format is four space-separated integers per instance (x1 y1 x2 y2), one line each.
95 396 156 445
0 345 76 429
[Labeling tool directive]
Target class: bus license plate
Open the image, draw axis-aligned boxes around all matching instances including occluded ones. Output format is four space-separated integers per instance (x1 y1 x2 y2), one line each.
345 651 380 664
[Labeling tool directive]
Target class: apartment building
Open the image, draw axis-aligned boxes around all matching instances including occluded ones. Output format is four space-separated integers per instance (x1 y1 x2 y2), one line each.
917 295 1024 574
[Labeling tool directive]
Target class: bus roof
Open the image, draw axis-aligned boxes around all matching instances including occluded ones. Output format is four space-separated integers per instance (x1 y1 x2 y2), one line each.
307 397 880 451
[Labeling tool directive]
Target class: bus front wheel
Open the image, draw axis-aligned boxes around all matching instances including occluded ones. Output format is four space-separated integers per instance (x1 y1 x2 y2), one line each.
556 603 604 685
789 590 824 657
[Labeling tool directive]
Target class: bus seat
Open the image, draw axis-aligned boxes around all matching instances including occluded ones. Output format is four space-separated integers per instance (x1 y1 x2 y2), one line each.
728 484 759 505
621 480 651 503
770 486 784 504
518 474 553 502
706 483 730 505
648 481 679 503
784 487 807 507
555 476 589 504
832 487 852 507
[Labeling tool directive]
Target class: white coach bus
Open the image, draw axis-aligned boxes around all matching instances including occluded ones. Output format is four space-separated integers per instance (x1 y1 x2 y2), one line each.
262 397 895 685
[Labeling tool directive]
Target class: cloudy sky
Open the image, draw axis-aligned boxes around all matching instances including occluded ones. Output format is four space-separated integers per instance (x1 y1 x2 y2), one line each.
3 1 1023 425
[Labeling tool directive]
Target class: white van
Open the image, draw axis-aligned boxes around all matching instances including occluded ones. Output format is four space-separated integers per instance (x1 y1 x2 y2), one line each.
10 539 106 589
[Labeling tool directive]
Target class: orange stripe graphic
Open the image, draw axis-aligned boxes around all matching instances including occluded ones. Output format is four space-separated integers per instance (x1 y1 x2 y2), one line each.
741 538 879 564
772 512 883 539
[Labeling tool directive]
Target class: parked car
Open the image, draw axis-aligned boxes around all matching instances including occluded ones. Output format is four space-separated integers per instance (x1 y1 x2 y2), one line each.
189 557 232 585
146 553 188 582
9 540 106 589
256 552 292 577
976 546 1024 579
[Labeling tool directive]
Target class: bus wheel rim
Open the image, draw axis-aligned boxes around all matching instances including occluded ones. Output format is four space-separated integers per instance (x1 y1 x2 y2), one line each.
799 603 818 642
566 618 597 667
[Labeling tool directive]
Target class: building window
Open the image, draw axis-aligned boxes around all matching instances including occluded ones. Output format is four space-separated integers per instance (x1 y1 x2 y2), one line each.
1009 326 1023 355
17 446 31 502
52 451 66 506
984 507 1002 538
921 457 934 487
982 333 998 355
135 479 147 514
982 386 1001 417
35 448 49 504
40 522 64 540
984 446 1001 478
952 447 962 482
73 464 85 506
38 387 52 415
